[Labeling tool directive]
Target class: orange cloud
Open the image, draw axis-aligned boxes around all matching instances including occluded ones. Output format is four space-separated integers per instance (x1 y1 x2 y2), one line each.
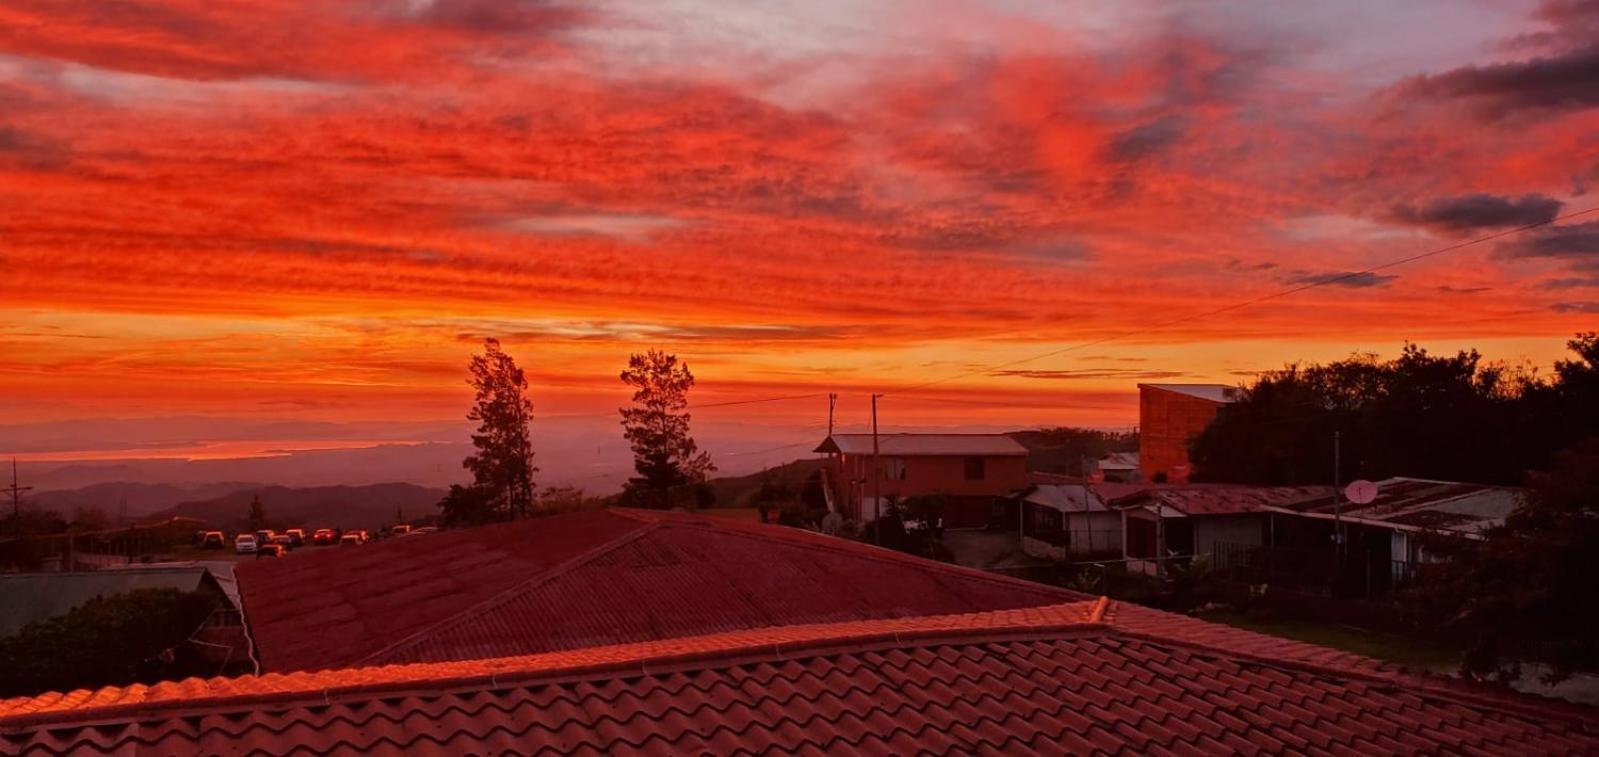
0 0 1594 451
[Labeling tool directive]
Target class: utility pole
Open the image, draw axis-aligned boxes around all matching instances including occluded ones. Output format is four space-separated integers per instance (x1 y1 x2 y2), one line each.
1333 430 1344 564
827 392 837 436
6 459 32 522
871 393 882 546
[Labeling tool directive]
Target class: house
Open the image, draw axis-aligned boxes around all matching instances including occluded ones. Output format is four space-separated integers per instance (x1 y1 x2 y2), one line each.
231 508 1068 672
1015 484 1123 560
0 565 233 637
1107 485 1331 573
7 513 1595 753
813 433 1029 528
0 564 245 664
1093 451 1140 482
1270 477 1526 588
1137 383 1238 482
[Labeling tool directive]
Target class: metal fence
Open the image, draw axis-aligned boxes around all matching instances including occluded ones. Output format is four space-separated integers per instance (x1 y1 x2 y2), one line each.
1210 541 1428 598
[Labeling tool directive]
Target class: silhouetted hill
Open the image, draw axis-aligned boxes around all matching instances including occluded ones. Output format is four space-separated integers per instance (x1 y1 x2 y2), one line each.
149 483 447 531
30 482 262 522
704 458 827 507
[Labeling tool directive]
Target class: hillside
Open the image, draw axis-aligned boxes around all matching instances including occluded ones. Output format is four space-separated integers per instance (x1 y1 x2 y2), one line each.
149 483 447 531
30 482 262 522
704 458 827 508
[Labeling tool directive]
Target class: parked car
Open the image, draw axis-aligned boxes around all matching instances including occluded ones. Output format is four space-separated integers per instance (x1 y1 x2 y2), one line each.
338 532 362 547
254 530 276 546
412 526 438 536
201 531 226 549
234 533 258 554
271 534 294 550
391 524 412 537
255 544 285 559
284 528 306 547
312 528 337 545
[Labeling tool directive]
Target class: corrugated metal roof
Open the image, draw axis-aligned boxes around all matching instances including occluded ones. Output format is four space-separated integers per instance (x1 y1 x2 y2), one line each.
235 508 1075 672
1138 383 1241 403
5 599 1593 755
1283 477 1524 534
813 433 1029 456
1022 484 1114 513
0 567 220 637
1097 451 1140 470
1117 486 1333 516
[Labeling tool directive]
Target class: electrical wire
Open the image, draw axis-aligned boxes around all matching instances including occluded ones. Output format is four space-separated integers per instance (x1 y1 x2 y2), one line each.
885 204 1599 396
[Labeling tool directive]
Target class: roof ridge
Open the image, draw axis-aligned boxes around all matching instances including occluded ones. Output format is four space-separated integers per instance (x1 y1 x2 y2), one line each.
663 516 1088 601
0 601 1107 728
352 516 664 667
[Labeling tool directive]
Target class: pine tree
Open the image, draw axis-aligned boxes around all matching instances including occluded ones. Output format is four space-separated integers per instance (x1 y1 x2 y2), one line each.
619 350 714 508
459 338 537 520
246 495 266 531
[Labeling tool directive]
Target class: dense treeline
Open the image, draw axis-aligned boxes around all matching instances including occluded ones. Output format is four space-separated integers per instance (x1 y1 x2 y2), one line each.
1192 333 1599 486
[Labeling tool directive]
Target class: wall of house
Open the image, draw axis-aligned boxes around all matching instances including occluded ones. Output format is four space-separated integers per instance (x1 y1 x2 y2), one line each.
1139 387 1225 482
830 452 1028 527
1020 509 1122 560
1193 515 1267 558
1065 512 1123 558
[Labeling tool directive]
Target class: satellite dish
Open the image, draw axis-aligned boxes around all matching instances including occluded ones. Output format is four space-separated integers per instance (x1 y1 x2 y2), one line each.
1344 479 1378 505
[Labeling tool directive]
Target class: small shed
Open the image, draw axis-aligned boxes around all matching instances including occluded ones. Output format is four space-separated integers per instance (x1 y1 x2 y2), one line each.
1016 484 1123 560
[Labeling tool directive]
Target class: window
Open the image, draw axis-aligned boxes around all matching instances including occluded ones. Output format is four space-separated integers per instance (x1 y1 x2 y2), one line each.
882 458 906 481
963 456 986 480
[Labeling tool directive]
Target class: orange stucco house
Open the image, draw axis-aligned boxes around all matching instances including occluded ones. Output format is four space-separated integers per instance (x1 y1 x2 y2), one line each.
814 433 1030 529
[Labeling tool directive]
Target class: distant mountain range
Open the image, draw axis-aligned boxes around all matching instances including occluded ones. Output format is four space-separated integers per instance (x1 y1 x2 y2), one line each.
149 483 448 531
30 482 266 521
17 426 1129 529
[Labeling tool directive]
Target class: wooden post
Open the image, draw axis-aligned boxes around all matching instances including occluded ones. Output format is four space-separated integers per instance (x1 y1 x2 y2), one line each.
870 393 881 545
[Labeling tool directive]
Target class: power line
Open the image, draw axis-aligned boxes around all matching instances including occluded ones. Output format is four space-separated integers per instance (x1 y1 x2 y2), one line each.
887 204 1599 396
540 392 828 421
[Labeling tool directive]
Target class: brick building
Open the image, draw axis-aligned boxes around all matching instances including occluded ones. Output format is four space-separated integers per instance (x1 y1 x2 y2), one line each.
1137 383 1238 482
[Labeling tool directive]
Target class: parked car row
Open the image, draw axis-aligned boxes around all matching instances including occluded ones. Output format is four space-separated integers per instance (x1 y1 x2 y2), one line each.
209 523 435 557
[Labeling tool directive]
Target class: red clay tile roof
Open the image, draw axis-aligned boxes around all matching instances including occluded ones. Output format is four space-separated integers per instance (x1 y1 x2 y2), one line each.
4 599 1593 755
236 508 1079 672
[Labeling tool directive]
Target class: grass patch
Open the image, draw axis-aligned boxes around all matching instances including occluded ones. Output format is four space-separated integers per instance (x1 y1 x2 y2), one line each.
1197 609 1463 671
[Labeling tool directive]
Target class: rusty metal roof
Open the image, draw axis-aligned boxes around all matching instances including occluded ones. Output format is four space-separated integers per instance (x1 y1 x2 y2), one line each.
1105 485 1332 516
1282 477 1525 535
234 508 1075 672
814 433 1029 456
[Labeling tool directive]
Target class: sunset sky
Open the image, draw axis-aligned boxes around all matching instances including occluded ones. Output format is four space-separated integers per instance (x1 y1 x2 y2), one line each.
2 1 1597 485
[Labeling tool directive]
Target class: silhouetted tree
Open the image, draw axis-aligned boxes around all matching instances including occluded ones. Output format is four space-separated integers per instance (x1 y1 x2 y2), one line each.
1191 334 1598 485
437 484 498 528
1405 438 1599 684
70 506 110 532
618 350 714 508
246 495 267 531
461 338 537 520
